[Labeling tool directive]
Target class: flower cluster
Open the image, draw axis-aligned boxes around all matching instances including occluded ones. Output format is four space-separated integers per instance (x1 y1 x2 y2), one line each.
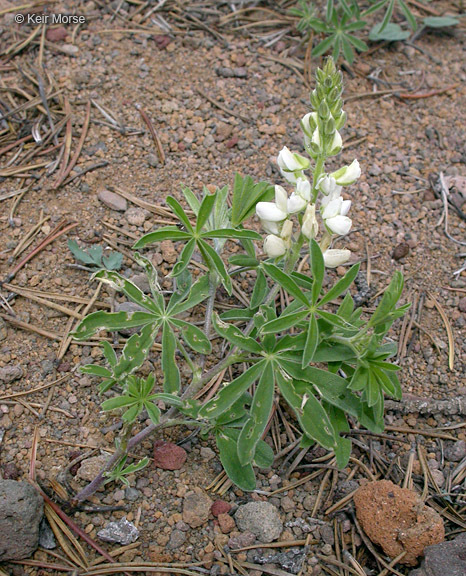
256 58 361 268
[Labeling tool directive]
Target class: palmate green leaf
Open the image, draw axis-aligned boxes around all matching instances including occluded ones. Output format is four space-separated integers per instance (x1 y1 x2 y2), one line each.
254 439 274 468
122 403 141 423
368 270 404 328
101 340 118 367
250 269 268 309
262 262 309 306
181 186 201 214
398 0 417 30
216 429 256 491
319 264 360 306
220 308 254 322
299 387 337 450
133 252 161 301
231 174 274 227
215 392 251 426
197 239 232 295
310 240 324 305
237 362 275 466
196 192 217 233
161 323 180 393
199 361 265 420
277 371 336 451
348 365 369 392
101 395 135 411
302 313 319 367
80 364 112 378
134 226 192 248
212 312 263 354
168 275 210 315
326 405 352 469
229 254 260 268
166 196 194 232
261 310 309 335
144 401 161 425
113 323 161 381
171 318 211 354
203 229 261 241
171 238 196 278
72 310 157 340
373 366 402 400
312 33 337 58
93 269 161 314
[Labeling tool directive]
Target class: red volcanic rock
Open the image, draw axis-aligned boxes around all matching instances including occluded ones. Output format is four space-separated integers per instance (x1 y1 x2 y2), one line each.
153 441 187 471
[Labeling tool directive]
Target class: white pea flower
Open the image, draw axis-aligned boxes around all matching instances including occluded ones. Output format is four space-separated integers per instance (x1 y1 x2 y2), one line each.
301 204 319 240
321 195 352 236
296 178 311 202
264 235 287 258
277 146 310 183
287 193 307 214
256 185 288 223
260 219 280 235
323 249 351 268
331 159 361 186
318 175 342 199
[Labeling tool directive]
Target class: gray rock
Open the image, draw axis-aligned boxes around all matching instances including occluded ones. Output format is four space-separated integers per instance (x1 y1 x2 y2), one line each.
39 518 56 550
409 533 466 576
125 207 147 227
76 454 109 482
0 480 44 560
125 487 140 502
444 440 466 462
167 529 186 550
114 301 147 336
0 364 23 383
98 190 127 212
235 502 283 543
97 517 139 545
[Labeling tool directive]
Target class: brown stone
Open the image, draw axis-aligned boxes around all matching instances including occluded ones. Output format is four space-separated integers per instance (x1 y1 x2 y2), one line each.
217 513 236 534
153 441 187 471
354 480 444 566
211 500 231 517
182 488 213 528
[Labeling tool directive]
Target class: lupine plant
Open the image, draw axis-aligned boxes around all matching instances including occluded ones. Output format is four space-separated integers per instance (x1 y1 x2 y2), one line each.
71 58 408 499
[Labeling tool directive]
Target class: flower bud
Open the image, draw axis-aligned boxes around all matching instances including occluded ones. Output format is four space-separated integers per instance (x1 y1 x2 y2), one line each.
300 112 318 138
327 130 342 156
318 100 330 120
280 219 293 245
323 249 351 268
264 235 287 258
331 159 361 185
302 204 319 240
